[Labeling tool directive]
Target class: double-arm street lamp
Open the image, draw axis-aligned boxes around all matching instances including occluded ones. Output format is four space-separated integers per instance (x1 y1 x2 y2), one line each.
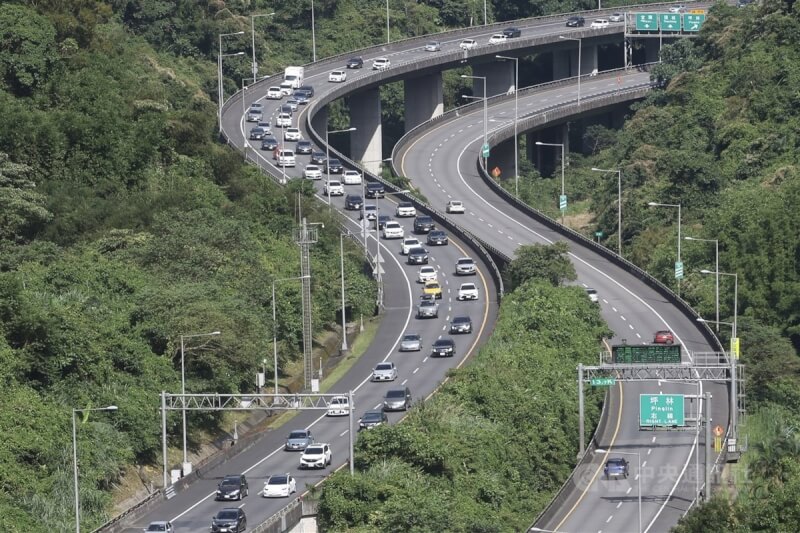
648 201 682 294
73 405 118 532
180 331 221 470
250 13 275 82
591 167 622 256
461 75 488 169
595 448 642 533
272 275 310 394
686 236 720 331
496 55 519 198
559 35 582 107
217 32 245 133
536 141 566 225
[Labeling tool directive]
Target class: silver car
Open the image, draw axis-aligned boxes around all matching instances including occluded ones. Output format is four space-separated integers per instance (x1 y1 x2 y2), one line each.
400 333 422 351
383 387 412 411
424 41 441 52
417 300 439 319
284 429 314 451
372 362 398 382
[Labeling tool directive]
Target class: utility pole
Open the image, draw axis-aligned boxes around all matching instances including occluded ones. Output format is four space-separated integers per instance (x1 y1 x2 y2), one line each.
294 218 318 391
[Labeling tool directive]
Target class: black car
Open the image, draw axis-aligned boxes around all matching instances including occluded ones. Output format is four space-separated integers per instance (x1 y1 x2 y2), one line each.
566 15 585 27
407 246 429 265
292 91 309 104
210 508 246 533
427 229 448 246
261 136 279 151
298 85 315 97
346 56 364 69
450 315 473 334
377 214 392 229
215 474 248 501
431 338 455 357
413 215 436 234
503 27 522 38
365 182 385 198
359 410 388 430
280 104 294 115
296 140 313 154
311 151 327 165
345 194 363 210
327 158 343 173
249 126 268 140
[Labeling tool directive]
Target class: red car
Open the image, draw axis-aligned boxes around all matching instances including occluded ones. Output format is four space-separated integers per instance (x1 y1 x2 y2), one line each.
653 330 675 344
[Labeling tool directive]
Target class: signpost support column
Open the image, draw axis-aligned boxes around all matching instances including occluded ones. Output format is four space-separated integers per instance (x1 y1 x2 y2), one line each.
704 391 712 501
578 363 585 457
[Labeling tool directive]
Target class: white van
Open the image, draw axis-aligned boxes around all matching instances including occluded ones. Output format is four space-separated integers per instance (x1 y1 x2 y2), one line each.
277 149 296 167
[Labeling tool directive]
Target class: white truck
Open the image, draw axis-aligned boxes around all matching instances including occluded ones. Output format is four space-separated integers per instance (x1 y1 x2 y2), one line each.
281 66 305 94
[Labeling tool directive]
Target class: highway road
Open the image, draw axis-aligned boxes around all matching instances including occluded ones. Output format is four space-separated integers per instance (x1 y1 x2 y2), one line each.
121 3 726 532
394 67 729 533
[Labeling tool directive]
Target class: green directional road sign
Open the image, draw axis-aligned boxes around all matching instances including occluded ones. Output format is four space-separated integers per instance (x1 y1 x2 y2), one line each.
659 13 681 31
640 394 685 426
635 13 658 31
481 143 490 158
683 13 706 32
559 194 568 211
591 377 616 387
675 260 684 280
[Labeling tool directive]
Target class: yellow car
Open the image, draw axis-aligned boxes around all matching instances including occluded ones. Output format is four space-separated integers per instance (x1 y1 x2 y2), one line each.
423 281 442 299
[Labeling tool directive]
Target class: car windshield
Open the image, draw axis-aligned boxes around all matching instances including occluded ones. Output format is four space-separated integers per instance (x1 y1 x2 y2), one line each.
435 339 453 346
453 317 469 323
305 447 323 454
403 334 420 341
217 510 238 519
362 412 382 421
288 431 308 439
608 459 625 467
462 284 476 290
147 525 169 532
376 363 392 370
458 259 473 264
268 476 288 485
399 202 412 208
331 397 347 405
386 390 406 399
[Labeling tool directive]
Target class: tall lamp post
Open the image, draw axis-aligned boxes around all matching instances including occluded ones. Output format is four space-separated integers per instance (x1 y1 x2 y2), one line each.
217 31 245 133
559 35 582 107
460 75 488 169
596 449 642 533
648 201 682 295
272 275 310 395
339 233 349 352
180 331 220 471
496 55 519 197
325 127 357 205
536 141 566 225
591 167 623 256
701 269 739 441
685 236 719 331
250 13 275 82
311 0 317 62
73 405 118 533
386 0 391 44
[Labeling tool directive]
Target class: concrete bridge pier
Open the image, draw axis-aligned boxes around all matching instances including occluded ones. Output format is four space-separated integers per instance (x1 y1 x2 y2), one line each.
472 61 515 97
553 43 599 79
404 73 444 132
348 88 382 174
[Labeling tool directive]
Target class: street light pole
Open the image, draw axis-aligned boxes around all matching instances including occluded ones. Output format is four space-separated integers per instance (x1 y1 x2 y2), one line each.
461 75 488 169
648 201 682 295
311 0 317 62
73 406 118 532
180 331 220 469
596 449 642 533
591 167 623 256
686 236 720 331
536 141 566 225
250 13 275 82
217 32 245 133
272 276 310 394
496 55 519 197
386 0 391 44
339 233 348 352
559 35 582 107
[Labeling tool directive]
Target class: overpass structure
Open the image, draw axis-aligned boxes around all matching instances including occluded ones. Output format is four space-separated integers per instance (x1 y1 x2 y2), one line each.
110 4 737 533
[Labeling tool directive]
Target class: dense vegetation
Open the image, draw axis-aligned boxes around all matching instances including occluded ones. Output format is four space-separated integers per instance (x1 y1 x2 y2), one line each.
316 243 610 531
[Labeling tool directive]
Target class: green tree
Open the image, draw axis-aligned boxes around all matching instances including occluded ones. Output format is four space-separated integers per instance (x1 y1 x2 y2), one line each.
505 242 576 290
0 4 59 95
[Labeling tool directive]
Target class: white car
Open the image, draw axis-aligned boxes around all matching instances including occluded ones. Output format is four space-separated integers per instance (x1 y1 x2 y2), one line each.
608 12 624 22
328 69 347 82
417 265 437 283
361 204 378 220
457 283 479 301
262 474 296 498
266 86 283 99
668 5 686 13
585 288 599 303
326 396 350 416
143 522 174 533
372 57 391 70
304 164 322 180
342 170 363 185
299 443 332 469
424 41 441 52
455 257 477 275
396 202 416 217
372 362 398 382
401 237 420 255
284 127 302 141
488 34 508 44
276 149 296 168
460 38 478 50
382 221 404 239
276 113 292 127
446 200 465 213
323 180 344 196
590 18 610 28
